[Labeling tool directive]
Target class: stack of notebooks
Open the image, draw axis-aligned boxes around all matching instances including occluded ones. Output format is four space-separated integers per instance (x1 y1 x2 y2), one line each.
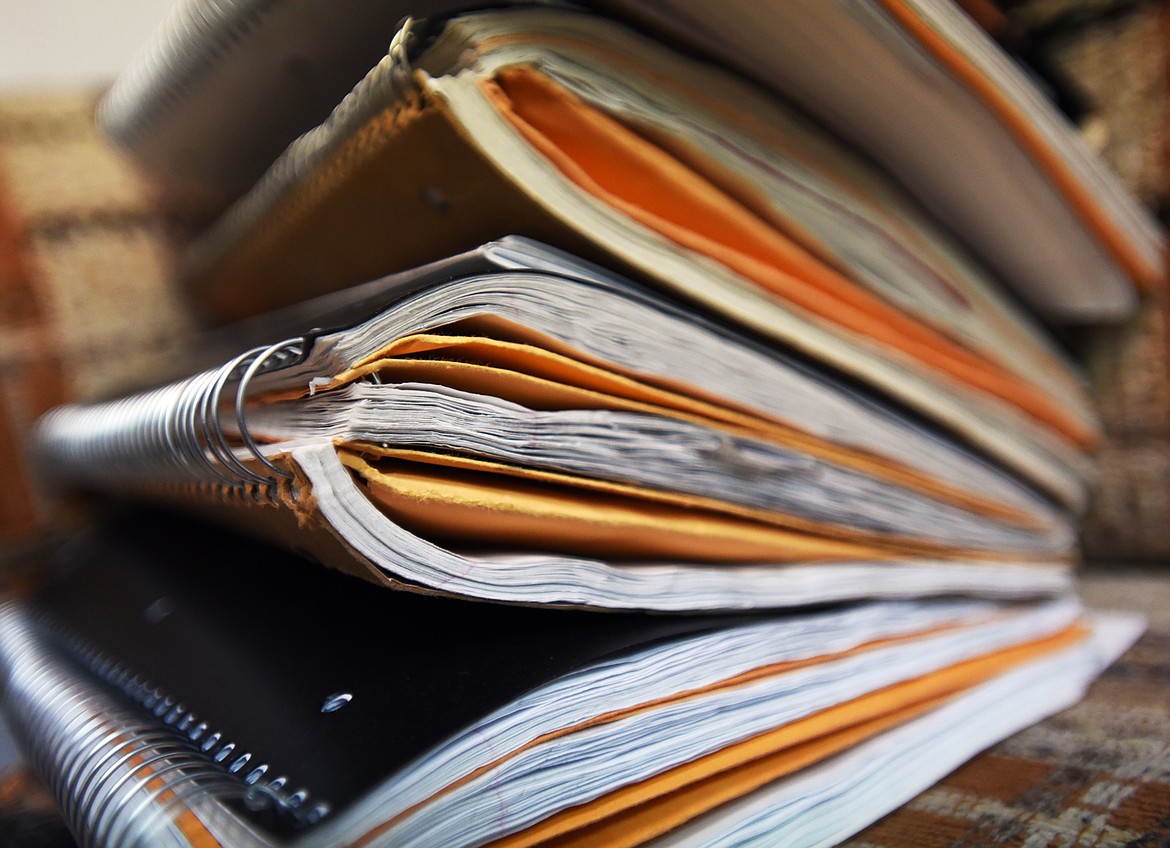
3 1 1162 845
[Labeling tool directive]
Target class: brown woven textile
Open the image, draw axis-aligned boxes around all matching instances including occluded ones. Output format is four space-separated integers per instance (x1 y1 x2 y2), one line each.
843 571 1170 848
1083 439 1170 559
1037 1 1167 212
1045 1 1170 563
0 90 198 556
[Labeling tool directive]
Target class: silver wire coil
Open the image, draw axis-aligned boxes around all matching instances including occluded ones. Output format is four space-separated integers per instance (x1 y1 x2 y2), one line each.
0 604 326 847
33 338 306 504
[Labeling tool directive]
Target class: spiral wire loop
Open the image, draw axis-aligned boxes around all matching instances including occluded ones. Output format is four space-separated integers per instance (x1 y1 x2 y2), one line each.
0 604 325 847
34 338 306 504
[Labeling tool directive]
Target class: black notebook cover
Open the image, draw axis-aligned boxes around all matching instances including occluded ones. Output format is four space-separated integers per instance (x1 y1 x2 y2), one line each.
31 508 756 832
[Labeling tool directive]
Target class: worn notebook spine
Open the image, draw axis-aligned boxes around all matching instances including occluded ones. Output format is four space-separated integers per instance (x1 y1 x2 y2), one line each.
179 17 427 291
33 338 306 504
0 602 325 847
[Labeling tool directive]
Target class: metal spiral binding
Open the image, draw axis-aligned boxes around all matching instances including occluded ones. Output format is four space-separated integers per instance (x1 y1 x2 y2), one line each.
0 604 328 847
100 0 296 149
61 623 330 827
35 338 306 504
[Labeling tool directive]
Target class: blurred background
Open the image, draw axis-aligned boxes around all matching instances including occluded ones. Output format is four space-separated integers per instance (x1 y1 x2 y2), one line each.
0 0 1165 845
0 1 176 86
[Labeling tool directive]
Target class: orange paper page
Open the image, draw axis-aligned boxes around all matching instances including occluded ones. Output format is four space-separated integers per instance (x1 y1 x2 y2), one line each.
489 623 1088 848
474 31 1094 417
126 748 226 848
175 813 223 848
343 445 1056 562
341 450 904 562
497 703 936 848
342 610 1013 847
873 0 1160 290
304 335 1047 530
342 618 1084 848
483 66 1094 448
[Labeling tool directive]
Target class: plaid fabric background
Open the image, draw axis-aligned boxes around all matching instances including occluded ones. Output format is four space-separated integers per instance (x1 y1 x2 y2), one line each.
1064 1 1170 562
844 572 1170 848
0 90 197 554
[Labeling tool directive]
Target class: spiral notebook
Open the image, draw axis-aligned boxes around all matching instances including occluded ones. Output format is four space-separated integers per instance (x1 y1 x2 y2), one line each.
165 6 1104 509
98 1 1163 319
33 238 1079 611
0 511 1141 848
